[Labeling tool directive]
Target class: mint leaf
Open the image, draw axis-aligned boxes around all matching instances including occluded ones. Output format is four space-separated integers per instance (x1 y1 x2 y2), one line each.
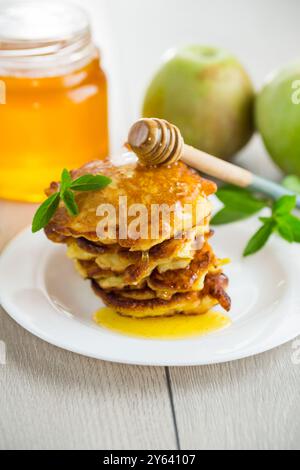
58 169 78 216
280 214 300 242
32 170 110 232
243 220 275 257
216 186 266 214
61 189 79 216
273 195 296 216
212 208 251 225
213 188 300 257
277 219 294 243
282 175 300 195
70 174 112 192
212 185 267 227
32 192 60 233
60 168 72 192
259 216 272 224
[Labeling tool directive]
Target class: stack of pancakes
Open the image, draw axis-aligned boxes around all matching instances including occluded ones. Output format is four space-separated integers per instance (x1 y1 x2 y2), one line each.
45 159 231 318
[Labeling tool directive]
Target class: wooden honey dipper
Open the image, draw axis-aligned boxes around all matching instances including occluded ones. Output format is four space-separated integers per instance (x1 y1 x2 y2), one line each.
128 118 300 208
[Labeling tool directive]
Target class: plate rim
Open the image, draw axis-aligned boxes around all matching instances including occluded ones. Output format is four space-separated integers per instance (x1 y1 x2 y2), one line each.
0 226 299 367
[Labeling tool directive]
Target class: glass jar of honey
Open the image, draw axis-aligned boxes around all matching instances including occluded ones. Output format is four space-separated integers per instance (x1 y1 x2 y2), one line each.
0 1 109 202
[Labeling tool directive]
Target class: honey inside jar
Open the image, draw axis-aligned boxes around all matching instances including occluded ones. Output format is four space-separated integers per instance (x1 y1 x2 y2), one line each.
0 1 109 202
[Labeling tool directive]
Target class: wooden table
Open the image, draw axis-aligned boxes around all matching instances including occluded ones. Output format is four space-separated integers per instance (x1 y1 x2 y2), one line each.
0 200 299 450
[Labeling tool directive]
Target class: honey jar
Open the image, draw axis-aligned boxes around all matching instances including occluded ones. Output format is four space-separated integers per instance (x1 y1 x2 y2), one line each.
0 1 109 202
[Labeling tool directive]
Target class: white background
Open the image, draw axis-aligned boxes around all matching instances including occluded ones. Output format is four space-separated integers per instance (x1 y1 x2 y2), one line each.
75 0 300 161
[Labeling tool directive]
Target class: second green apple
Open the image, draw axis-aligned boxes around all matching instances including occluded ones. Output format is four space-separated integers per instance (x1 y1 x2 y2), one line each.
143 45 255 160
255 62 300 176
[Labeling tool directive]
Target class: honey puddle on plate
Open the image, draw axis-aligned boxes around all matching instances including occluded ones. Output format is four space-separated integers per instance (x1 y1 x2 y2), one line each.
94 308 231 339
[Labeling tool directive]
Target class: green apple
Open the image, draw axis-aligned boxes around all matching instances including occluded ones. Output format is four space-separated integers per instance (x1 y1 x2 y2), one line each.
142 45 255 160
256 62 300 176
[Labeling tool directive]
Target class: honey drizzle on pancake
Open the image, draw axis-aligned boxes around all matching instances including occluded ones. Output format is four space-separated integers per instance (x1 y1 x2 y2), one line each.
93 308 231 339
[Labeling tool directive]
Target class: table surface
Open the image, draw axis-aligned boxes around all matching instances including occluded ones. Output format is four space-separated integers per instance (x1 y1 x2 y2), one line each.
0 200 299 450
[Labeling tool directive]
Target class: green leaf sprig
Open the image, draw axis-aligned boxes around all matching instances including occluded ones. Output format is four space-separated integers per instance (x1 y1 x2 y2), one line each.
212 184 300 257
32 169 112 233
211 185 268 225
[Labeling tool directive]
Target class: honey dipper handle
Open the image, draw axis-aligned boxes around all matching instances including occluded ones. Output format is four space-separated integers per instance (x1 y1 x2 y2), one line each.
182 144 253 187
183 144 300 208
127 118 300 208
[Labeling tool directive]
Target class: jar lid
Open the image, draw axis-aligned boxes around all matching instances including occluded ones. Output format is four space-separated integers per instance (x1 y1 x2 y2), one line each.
0 0 97 76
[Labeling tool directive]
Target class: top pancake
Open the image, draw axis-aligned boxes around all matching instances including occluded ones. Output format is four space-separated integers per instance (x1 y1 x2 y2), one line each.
45 159 216 251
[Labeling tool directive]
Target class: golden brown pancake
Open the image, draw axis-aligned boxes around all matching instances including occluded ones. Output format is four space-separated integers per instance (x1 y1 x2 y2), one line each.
72 233 219 293
147 242 218 294
43 159 231 319
91 273 230 318
67 225 210 285
45 159 216 251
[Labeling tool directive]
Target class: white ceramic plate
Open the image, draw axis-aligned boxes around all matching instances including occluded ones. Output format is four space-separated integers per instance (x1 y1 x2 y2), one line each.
0 222 299 366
